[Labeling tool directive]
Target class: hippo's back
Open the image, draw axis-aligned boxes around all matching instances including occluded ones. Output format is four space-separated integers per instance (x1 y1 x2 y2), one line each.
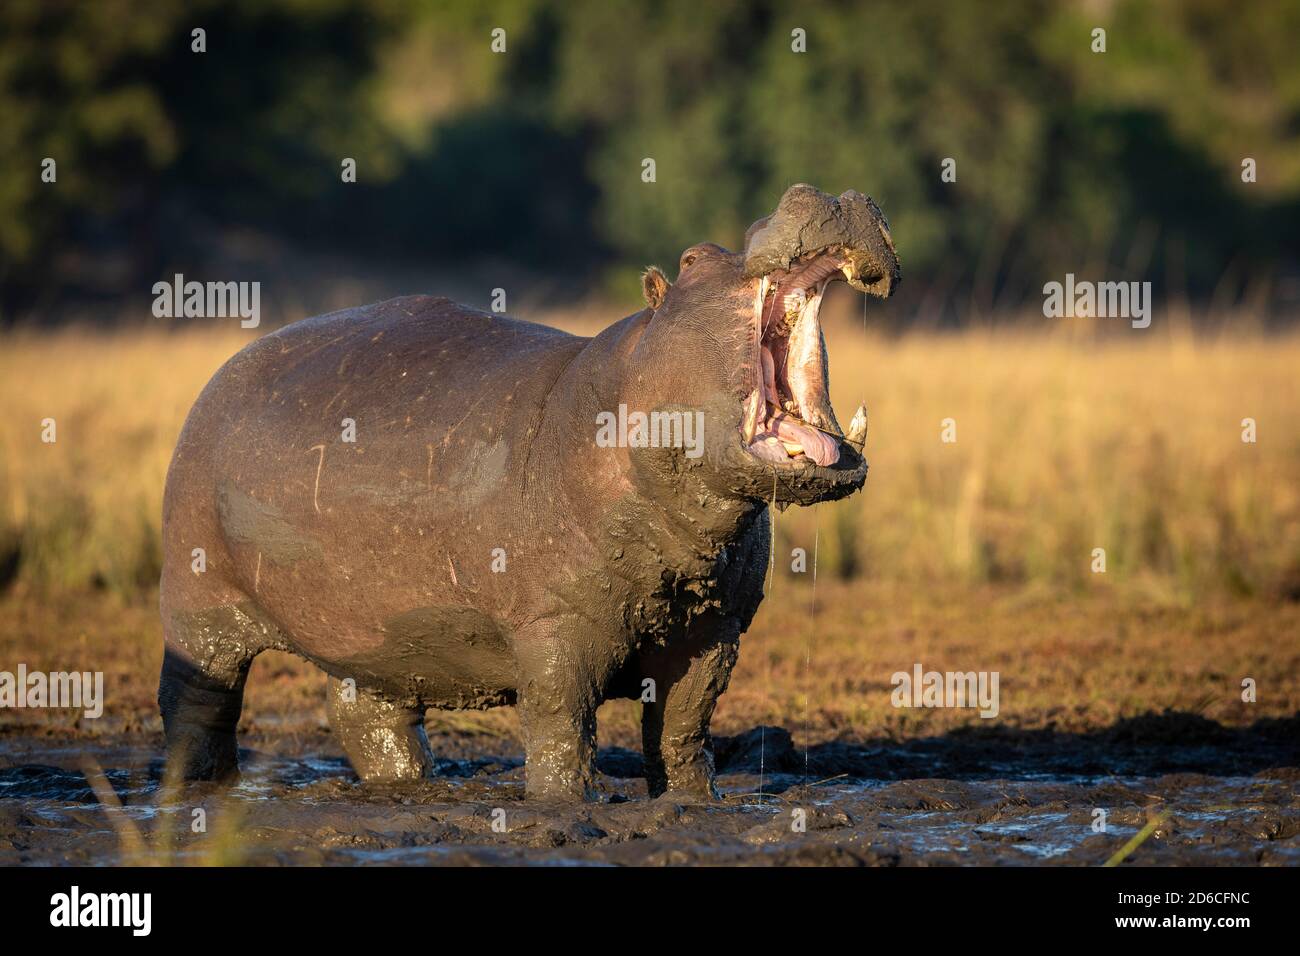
205 295 582 430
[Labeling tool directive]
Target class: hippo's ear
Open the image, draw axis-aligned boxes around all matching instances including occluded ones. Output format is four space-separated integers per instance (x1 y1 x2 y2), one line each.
641 266 671 310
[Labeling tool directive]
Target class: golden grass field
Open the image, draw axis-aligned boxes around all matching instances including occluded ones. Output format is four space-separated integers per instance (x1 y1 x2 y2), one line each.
1 311 1298 746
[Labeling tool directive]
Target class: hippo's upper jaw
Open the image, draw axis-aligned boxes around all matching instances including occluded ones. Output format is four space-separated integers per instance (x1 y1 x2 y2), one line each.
730 184 900 499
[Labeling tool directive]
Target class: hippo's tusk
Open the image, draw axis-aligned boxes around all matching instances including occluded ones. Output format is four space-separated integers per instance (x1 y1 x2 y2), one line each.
741 388 764 444
846 404 868 449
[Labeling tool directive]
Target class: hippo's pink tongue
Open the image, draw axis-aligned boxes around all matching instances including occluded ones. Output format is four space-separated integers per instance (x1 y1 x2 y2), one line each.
771 414 839 466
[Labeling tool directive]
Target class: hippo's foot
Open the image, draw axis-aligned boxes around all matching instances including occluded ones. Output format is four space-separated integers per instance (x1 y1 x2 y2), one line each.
649 760 720 803
642 728 721 802
520 735 600 802
326 676 434 783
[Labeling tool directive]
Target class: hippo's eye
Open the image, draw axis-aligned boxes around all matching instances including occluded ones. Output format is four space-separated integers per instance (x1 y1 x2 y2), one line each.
679 243 719 273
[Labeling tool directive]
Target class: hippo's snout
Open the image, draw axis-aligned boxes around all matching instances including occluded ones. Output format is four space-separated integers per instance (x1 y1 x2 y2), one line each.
742 183 901 299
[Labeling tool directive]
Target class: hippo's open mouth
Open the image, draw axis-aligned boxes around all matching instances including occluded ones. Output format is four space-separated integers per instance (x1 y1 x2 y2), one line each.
740 248 867 467
734 184 898 475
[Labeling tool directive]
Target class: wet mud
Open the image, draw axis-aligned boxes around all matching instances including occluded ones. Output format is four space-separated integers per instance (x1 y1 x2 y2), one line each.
2 713 1296 866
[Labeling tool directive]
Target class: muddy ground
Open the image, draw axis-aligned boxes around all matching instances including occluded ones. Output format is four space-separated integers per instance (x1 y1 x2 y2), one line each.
2 713 1296 866
2 587 1299 866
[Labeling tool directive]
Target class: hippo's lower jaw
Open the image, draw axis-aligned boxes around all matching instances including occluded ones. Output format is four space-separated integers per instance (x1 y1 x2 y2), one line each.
739 247 874 472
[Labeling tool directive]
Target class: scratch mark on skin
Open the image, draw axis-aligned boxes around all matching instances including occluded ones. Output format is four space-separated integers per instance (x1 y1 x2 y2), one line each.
426 443 434 489
254 551 262 592
275 332 351 361
323 386 348 413
309 444 326 513
447 555 459 586
439 390 496 450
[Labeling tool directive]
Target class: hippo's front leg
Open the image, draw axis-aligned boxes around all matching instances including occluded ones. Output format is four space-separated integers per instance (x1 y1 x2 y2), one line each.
640 620 741 800
514 622 607 801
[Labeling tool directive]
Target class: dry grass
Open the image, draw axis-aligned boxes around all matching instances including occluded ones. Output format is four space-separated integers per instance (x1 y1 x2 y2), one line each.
0 325 255 596
0 316 1298 744
2 580 1296 744
3 317 1297 601
803 312 1300 600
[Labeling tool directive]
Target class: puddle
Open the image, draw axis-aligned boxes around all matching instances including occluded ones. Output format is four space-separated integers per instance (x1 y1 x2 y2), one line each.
0 726 1295 866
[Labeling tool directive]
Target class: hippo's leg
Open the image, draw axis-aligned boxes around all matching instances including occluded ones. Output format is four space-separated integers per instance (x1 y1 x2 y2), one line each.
640 621 741 800
159 603 277 781
325 677 434 783
515 629 604 801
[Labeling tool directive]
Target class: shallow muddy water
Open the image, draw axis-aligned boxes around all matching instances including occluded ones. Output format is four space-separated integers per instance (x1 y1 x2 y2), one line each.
1 719 1296 866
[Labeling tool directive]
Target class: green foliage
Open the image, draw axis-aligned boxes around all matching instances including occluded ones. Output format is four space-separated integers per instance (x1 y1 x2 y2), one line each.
2 0 1299 309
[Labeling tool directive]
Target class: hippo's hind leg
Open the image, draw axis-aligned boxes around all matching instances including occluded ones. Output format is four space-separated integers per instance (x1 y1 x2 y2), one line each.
159 603 279 781
326 677 434 783
640 617 741 800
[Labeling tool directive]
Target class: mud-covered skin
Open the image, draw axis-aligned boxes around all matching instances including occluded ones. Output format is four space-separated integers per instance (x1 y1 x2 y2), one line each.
742 183 901 298
159 184 896 800
325 675 434 782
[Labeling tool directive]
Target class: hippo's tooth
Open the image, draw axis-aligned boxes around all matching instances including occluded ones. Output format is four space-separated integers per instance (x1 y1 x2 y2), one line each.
785 289 843 437
846 403 868 447
741 387 764 443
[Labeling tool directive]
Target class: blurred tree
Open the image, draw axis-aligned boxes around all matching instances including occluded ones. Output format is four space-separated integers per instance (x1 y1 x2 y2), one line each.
0 0 405 310
2 0 1299 319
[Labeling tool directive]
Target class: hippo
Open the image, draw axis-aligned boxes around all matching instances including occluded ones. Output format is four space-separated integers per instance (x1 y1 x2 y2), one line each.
158 183 900 800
